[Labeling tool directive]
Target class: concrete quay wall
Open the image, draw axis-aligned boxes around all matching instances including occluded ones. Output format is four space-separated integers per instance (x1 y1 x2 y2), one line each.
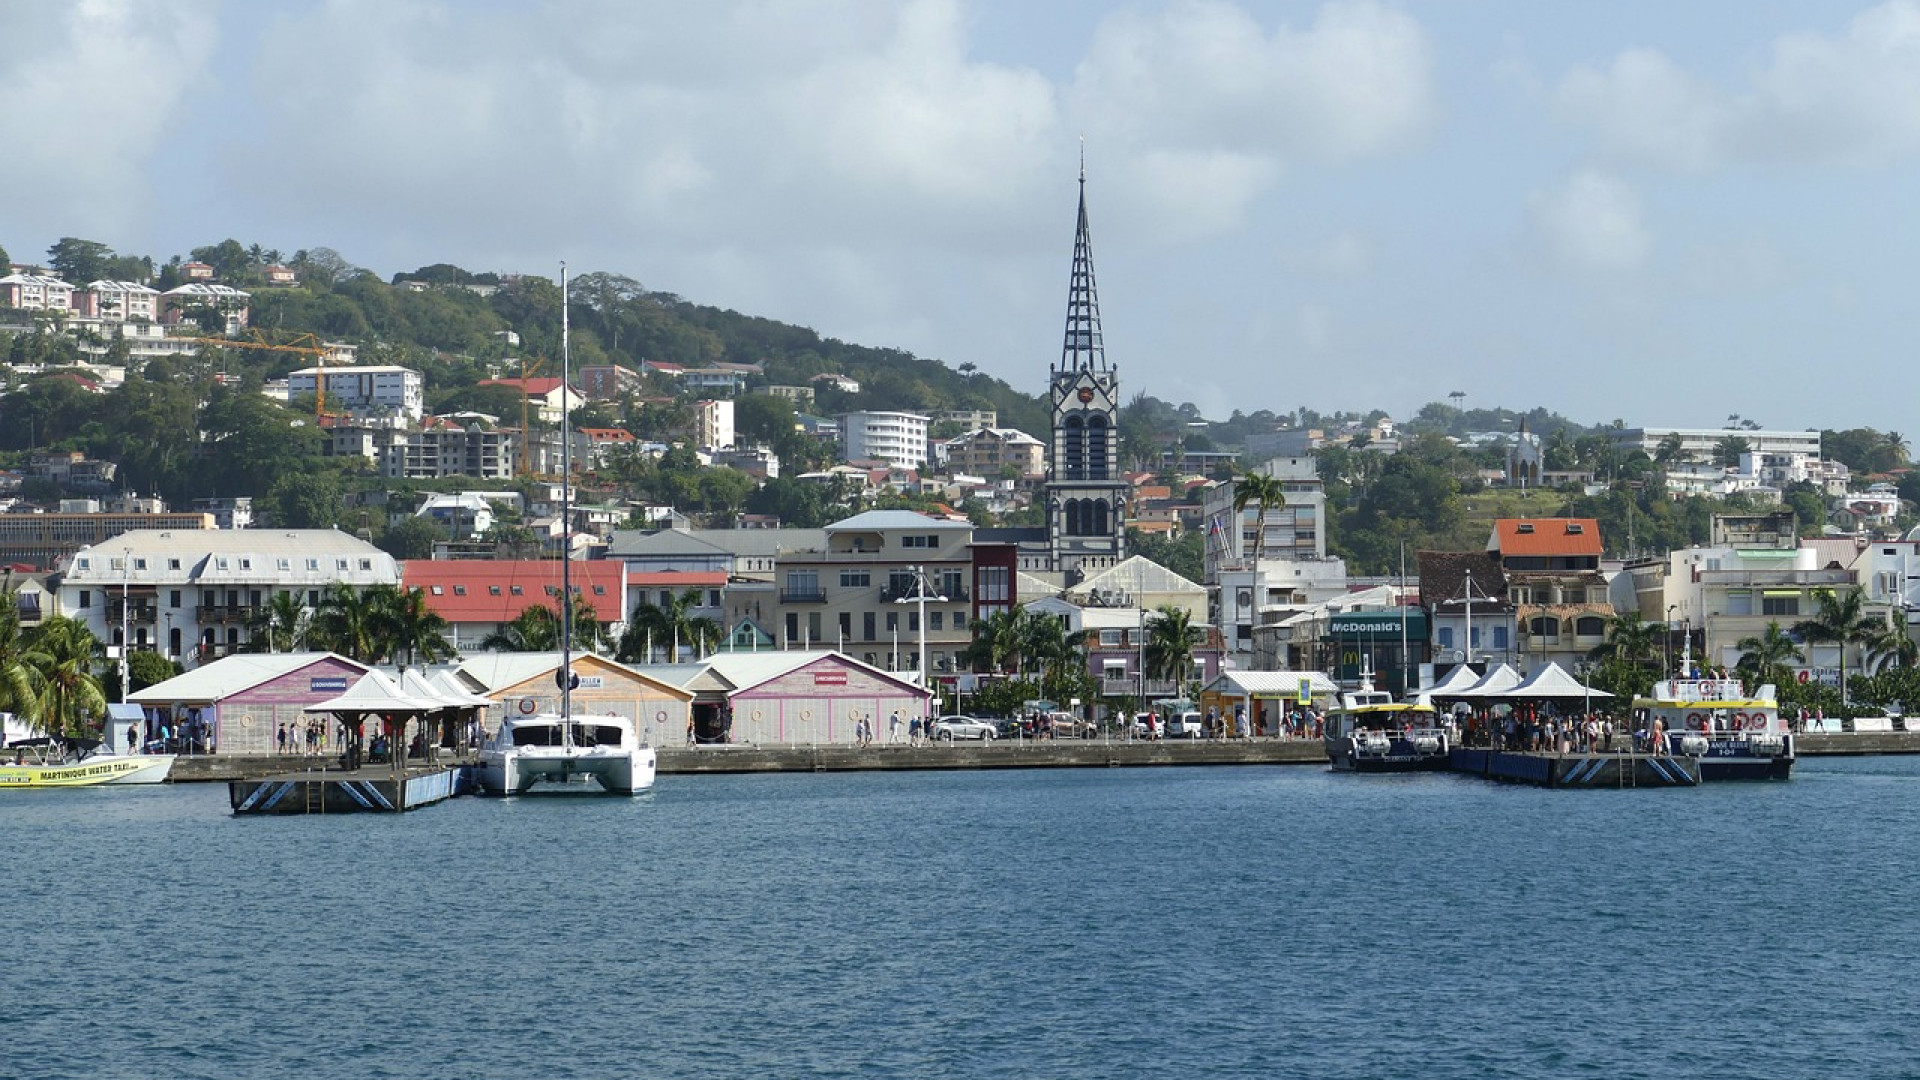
159 731 1920 782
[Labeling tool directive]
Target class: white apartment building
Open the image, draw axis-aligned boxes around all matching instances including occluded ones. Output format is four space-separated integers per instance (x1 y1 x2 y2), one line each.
1611 427 1821 460
695 399 735 450
1201 457 1332 582
159 283 252 332
62 529 400 665
841 410 929 469
289 364 425 419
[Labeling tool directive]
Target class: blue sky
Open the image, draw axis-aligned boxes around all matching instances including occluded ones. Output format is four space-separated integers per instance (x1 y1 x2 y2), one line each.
4 1 1918 433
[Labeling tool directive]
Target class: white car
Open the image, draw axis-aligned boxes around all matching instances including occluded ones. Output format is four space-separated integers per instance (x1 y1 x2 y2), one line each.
930 715 997 741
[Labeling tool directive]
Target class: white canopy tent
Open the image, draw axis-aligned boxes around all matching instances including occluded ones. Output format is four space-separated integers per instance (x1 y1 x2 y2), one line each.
1507 662 1612 700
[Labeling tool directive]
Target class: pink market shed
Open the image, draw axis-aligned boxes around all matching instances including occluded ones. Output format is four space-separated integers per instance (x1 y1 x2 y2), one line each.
127 652 372 755
701 651 932 746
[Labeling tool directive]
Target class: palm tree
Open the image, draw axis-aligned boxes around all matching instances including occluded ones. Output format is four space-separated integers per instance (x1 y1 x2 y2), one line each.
1735 621 1804 689
1793 587 1881 704
1653 432 1689 468
0 592 46 732
1864 622 1918 675
380 586 454 670
1020 611 1077 693
961 608 1024 674
309 582 385 663
255 590 310 653
25 616 105 739
481 605 561 652
1230 467 1286 565
1145 604 1202 691
618 589 722 663
1588 612 1662 666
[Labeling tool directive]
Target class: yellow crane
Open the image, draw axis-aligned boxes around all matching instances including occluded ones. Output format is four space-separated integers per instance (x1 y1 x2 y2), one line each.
176 332 340 418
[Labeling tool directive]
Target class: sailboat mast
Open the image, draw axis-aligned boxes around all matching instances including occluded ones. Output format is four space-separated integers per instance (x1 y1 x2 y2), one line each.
560 261 574 732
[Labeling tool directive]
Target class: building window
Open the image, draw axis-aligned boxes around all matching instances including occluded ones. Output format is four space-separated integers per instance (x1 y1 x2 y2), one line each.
1436 627 1453 649
170 590 181 607
930 612 944 631
216 558 228 570
511 586 523 596
78 590 90 609
240 559 251 570
489 585 501 595
169 559 181 571
1492 626 1509 650
1762 593 1800 617
134 558 147 570
1100 629 1122 646
839 612 852 640
839 570 871 588
454 586 466 596
786 612 799 642
1726 590 1753 616
307 559 319 570
886 612 898 633
979 566 1010 603
863 612 876 641
1575 615 1606 637
708 589 721 607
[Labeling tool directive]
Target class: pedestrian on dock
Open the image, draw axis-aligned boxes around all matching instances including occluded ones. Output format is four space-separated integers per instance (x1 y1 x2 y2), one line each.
909 715 922 745
889 710 901 745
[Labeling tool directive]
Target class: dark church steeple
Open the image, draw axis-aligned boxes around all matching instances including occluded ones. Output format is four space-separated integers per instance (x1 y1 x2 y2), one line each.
1057 153 1108 374
1045 155 1126 582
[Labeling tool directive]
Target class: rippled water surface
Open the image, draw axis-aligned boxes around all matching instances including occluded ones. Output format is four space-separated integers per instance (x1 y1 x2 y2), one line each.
6 757 1920 1079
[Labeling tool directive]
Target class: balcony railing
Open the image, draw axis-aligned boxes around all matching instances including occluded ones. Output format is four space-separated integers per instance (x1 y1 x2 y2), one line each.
779 588 827 604
881 582 969 603
201 604 266 622
106 602 158 623
1696 569 1856 588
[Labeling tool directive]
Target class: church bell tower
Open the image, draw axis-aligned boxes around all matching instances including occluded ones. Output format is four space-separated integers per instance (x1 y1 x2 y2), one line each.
1045 160 1126 582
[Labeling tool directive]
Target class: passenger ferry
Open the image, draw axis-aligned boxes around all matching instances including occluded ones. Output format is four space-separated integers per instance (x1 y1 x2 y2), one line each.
1323 675 1448 772
478 708 655 795
1 738 175 787
1633 677 1792 781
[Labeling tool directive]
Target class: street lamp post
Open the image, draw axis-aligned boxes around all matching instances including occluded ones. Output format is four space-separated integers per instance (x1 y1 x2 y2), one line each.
1665 604 1679 680
892 565 947 716
120 547 132 705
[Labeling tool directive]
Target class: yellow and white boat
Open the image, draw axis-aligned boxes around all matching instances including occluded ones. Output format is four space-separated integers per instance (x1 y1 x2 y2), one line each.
0 738 175 787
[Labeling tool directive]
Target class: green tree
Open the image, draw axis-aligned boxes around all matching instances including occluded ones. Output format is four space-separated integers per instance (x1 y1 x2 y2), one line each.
1792 587 1880 705
1145 604 1202 690
1230 468 1286 564
380 516 447 560
481 605 561 652
1712 435 1751 467
380 586 454 669
25 616 105 738
267 471 344 529
1588 612 1662 666
310 583 385 662
0 592 46 731
1735 621 1804 690
617 588 723 663
256 590 311 653
47 237 116 284
961 608 1024 674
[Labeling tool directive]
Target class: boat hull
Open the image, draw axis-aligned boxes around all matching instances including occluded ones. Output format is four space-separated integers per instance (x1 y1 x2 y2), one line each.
0 754 175 788
479 746 656 796
1699 754 1793 781
1325 738 1450 773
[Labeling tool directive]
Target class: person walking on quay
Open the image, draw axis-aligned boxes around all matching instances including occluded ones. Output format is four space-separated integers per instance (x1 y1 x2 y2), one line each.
908 714 922 746
889 710 901 745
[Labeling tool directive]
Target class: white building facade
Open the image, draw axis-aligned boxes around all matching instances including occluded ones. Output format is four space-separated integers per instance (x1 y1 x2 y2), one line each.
841 411 929 468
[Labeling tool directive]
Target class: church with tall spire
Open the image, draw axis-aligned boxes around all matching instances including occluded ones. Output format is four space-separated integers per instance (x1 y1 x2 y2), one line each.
1044 161 1127 582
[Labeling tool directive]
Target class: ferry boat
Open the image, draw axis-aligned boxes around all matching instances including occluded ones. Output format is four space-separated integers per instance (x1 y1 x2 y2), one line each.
1 738 175 787
1323 676 1449 772
478 708 655 795
1633 677 1792 781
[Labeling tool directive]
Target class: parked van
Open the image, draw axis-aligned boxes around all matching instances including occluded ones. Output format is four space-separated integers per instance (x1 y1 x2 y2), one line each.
1164 710 1206 739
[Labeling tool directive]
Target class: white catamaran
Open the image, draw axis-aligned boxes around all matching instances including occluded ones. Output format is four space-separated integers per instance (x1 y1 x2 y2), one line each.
477 263 656 796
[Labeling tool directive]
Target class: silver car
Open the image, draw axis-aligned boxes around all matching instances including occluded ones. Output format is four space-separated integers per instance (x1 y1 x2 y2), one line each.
930 715 997 741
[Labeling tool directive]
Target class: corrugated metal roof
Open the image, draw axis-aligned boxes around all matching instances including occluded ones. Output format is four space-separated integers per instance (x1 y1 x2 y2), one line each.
403 560 624 622
129 652 367 705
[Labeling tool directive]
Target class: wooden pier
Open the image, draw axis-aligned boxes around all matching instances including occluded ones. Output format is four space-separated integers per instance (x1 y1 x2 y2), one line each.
1448 747 1700 789
229 764 472 815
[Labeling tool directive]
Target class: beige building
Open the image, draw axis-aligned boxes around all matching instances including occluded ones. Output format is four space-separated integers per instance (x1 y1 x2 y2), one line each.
942 427 1045 479
772 510 977 674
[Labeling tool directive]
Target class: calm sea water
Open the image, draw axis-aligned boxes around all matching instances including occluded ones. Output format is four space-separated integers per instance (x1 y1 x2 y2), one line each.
6 757 1919 1080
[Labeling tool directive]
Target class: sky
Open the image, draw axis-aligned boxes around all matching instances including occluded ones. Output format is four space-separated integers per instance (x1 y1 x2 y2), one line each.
4 0 1920 433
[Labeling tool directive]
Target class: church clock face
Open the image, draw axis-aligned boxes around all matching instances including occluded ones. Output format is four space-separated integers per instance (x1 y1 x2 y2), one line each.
1077 387 1094 403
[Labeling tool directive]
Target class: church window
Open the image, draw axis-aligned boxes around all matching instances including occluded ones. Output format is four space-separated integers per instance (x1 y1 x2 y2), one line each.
1087 415 1109 480
1063 416 1085 480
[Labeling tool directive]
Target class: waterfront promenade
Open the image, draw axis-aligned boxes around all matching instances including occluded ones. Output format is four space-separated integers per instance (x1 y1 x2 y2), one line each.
164 729 1920 781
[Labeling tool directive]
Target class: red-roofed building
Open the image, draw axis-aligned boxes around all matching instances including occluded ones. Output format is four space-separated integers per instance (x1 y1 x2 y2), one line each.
477 377 578 424
626 570 729 644
1488 518 1609 669
403 559 628 652
573 426 638 469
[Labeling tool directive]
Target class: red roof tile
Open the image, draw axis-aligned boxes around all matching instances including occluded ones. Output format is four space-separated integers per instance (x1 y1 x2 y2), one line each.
1492 518 1602 557
402 560 627 622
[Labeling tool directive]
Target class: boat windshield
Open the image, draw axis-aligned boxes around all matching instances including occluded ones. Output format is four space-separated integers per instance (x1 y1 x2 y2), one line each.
510 722 627 747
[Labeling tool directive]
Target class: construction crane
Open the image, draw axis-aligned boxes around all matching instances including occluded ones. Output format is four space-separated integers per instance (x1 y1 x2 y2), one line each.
517 355 547 478
175 332 340 418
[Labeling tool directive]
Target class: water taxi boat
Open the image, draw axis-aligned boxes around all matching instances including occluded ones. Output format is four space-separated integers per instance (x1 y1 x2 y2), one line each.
0 738 175 787
1633 677 1792 780
1323 679 1448 772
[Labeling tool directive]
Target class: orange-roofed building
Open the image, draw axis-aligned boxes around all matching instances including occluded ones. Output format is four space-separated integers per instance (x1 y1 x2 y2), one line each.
477 377 578 424
1488 518 1610 671
402 559 627 653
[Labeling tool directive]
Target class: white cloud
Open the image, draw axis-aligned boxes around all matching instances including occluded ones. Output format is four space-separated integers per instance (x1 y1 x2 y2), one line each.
0 1 217 240
1527 171 1651 271
1553 0 1920 170
1071 0 1436 238
1288 230 1376 279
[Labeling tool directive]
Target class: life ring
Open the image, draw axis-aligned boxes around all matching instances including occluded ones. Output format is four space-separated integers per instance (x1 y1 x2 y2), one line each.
238 714 253 730
1797 670 1811 684
517 698 537 715
656 710 667 724
1686 712 1706 731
